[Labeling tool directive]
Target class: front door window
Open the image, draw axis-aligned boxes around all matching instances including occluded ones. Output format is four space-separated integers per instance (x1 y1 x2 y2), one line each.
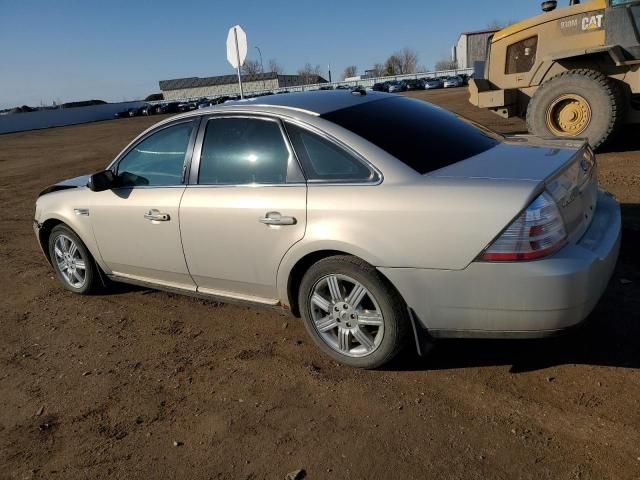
116 121 195 187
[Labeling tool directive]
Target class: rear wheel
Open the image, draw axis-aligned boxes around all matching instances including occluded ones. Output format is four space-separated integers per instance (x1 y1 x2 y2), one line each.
298 256 410 369
526 69 623 149
48 224 100 294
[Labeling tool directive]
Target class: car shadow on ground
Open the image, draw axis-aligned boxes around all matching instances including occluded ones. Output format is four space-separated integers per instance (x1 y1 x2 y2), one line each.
598 125 640 153
95 281 146 296
391 203 640 374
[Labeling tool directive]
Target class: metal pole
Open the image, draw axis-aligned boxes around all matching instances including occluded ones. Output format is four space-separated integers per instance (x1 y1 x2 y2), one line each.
255 46 265 90
233 27 244 99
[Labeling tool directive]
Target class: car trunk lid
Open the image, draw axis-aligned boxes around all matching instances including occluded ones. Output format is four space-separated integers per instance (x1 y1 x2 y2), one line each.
429 136 598 242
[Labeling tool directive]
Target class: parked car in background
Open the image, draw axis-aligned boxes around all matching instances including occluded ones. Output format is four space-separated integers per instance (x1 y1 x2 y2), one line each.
196 98 213 109
372 82 390 92
178 101 197 112
114 109 132 119
443 76 464 88
336 85 352 90
387 80 407 93
33 91 620 369
405 79 425 90
134 105 149 116
141 104 158 116
124 107 139 117
423 77 444 89
158 102 181 114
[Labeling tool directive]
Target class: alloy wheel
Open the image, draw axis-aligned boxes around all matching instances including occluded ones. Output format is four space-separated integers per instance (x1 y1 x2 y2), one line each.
309 274 384 358
53 234 87 289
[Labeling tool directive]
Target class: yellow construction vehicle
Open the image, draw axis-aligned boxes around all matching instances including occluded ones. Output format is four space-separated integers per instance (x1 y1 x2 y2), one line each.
470 0 639 148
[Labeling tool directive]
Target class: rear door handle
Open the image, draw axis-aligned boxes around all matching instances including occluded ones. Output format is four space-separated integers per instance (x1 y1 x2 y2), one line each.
259 211 296 226
144 209 170 222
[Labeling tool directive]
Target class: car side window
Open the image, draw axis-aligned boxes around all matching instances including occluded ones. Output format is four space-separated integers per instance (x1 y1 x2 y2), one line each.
198 117 290 185
116 121 194 187
285 123 374 182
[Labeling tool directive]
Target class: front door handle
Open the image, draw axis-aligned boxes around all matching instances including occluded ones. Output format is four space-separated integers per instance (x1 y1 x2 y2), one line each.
259 211 296 226
144 209 170 222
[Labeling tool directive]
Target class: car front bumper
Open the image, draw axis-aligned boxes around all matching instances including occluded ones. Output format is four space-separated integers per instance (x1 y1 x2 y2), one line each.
379 191 621 338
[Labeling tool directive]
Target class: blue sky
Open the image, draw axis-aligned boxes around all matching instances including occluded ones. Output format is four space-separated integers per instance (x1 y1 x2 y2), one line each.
0 0 541 108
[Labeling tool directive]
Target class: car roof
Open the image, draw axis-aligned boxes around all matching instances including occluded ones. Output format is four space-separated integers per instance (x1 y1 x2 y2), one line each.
150 91 394 133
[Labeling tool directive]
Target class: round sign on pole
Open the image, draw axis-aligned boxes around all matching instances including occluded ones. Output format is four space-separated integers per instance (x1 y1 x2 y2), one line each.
226 25 247 69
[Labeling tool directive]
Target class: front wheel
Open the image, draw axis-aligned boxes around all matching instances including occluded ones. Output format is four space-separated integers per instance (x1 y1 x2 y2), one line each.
298 256 410 369
48 224 100 294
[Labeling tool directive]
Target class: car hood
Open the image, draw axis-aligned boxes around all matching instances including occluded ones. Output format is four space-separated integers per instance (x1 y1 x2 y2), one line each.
428 136 587 182
38 174 91 197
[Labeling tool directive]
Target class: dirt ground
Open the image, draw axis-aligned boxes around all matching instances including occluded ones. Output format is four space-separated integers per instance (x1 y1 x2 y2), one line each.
0 89 638 480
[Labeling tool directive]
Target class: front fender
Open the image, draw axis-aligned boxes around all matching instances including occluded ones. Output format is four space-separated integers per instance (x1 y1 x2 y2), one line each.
34 189 110 274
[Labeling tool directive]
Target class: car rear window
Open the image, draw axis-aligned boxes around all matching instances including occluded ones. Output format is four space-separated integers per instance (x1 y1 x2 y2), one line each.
320 96 501 174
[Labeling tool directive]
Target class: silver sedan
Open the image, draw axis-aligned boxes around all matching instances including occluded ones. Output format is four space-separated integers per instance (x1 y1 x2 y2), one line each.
33 91 621 368
424 78 444 89
443 76 463 88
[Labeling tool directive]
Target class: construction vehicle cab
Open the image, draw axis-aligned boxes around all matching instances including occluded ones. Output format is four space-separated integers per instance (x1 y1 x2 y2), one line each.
470 0 640 148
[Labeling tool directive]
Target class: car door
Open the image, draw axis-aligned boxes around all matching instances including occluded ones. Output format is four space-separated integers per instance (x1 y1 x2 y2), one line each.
90 118 199 290
179 115 306 303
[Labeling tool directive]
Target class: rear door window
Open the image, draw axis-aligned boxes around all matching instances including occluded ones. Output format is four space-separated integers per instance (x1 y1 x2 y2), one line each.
198 117 290 185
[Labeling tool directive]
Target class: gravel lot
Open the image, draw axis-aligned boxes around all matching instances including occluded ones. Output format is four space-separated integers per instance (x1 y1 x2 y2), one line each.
1 88 638 480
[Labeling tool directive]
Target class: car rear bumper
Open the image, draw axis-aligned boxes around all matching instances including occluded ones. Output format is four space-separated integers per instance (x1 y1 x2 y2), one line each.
379 191 621 338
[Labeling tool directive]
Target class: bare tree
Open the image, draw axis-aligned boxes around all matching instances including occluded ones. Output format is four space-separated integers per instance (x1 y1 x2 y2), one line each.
268 58 283 75
400 47 418 74
370 63 385 77
435 59 458 71
384 54 402 75
342 65 358 80
241 59 262 76
297 63 322 85
384 48 419 75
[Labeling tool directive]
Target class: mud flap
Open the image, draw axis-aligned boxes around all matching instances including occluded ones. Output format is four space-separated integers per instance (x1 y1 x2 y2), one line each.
408 308 434 357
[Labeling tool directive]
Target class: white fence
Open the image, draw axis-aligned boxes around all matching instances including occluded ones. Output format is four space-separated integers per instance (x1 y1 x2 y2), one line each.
0 101 146 135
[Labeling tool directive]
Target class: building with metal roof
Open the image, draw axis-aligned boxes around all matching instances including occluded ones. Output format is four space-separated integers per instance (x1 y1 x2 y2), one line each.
452 28 500 70
159 72 328 100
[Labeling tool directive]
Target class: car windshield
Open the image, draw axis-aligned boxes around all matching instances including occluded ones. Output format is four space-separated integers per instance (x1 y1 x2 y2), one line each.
321 96 502 174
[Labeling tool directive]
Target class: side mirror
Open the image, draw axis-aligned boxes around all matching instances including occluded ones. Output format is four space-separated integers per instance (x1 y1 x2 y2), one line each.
87 170 116 192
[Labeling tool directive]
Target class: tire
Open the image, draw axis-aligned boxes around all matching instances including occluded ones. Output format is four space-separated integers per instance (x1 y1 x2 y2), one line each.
48 224 100 294
298 255 410 369
526 69 623 149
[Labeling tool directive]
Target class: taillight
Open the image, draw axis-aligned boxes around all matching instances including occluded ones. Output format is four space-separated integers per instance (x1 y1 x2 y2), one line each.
479 192 567 262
